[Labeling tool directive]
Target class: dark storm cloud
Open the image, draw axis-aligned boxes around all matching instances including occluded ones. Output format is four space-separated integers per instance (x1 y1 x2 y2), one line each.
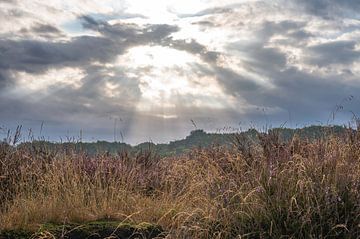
306 41 360 67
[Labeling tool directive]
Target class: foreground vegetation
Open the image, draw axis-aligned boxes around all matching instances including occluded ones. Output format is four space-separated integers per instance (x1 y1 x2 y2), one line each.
1 125 360 238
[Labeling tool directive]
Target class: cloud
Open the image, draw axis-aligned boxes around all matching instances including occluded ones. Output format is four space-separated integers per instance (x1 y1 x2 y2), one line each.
177 7 234 18
291 0 360 17
18 23 66 40
162 38 220 64
0 36 115 74
0 14 184 143
0 0 17 3
30 23 62 34
81 15 179 40
213 66 261 96
0 16 180 77
0 71 11 89
194 15 360 124
1 0 360 143
306 40 360 67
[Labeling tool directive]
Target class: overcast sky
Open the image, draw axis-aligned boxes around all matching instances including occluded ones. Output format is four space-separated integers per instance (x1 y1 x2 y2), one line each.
1 0 360 144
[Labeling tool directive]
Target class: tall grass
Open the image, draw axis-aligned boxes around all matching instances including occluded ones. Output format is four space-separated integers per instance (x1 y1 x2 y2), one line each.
1 126 360 238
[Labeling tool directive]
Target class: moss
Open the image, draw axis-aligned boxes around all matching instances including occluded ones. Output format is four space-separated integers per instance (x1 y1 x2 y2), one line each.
0 221 164 239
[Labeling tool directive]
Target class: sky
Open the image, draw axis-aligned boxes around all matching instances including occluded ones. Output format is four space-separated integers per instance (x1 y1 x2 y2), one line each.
0 0 360 144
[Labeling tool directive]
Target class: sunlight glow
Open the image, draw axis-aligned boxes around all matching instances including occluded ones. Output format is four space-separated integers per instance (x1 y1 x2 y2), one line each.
116 45 235 118
118 45 199 68
13 67 85 93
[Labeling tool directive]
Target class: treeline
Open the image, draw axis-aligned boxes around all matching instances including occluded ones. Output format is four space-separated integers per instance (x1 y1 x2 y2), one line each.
11 125 350 157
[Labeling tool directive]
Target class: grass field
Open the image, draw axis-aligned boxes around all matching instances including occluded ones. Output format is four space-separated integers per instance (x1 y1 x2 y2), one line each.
1 126 360 238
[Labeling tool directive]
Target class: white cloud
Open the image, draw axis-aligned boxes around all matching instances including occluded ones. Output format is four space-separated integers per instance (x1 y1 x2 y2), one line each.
9 67 85 96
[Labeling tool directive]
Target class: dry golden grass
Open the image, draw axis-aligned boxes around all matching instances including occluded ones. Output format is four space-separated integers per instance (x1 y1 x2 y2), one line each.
1 127 360 238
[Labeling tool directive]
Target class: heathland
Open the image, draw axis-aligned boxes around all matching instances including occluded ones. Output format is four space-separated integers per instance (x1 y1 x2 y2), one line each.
1 125 360 238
